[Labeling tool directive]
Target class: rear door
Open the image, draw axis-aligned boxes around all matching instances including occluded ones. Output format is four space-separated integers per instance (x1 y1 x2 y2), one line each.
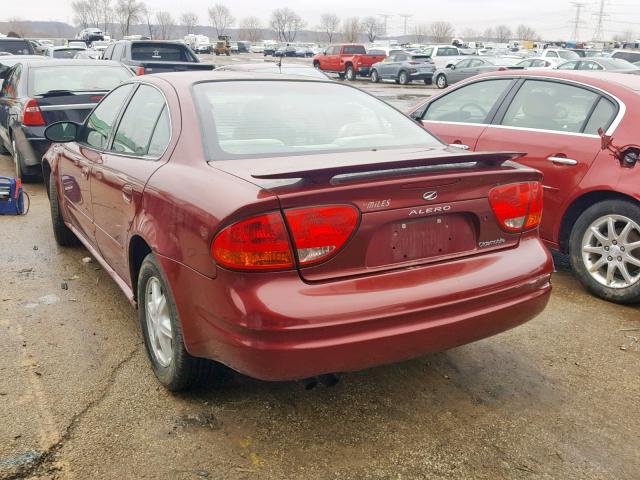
417 78 515 150
91 83 172 282
476 78 617 242
380 55 399 78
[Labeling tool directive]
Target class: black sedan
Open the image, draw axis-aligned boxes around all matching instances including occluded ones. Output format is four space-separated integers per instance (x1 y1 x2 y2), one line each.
0 59 132 180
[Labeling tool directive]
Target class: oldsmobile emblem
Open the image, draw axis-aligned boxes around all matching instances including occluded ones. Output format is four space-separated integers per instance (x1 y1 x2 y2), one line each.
422 191 438 201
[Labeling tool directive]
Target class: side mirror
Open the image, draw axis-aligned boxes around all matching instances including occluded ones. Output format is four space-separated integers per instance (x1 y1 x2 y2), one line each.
447 64 455 69
45 121 80 143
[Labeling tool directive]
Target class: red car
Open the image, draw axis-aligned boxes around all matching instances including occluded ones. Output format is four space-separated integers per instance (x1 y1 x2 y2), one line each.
43 72 552 390
410 70 640 304
313 44 386 80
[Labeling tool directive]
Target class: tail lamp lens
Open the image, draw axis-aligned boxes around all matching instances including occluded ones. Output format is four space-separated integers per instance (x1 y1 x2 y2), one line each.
136 66 145 75
212 205 359 270
23 99 45 126
489 181 543 232
212 212 294 270
284 205 358 265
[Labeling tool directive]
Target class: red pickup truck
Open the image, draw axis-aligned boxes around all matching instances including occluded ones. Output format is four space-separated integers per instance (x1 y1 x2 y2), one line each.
313 44 386 80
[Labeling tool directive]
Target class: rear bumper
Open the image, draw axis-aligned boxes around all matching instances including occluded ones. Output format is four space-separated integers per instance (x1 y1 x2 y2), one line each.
159 235 553 381
357 66 372 76
14 126 49 167
410 72 434 81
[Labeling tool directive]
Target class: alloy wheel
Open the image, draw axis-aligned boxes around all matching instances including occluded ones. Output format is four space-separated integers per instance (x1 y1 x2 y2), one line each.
437 75 447 88
581 214 640 288
145 276 174 367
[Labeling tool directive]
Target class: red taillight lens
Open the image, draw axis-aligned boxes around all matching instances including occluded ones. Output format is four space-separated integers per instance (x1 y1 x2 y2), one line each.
284 205 359 265
212 212 294 270
489 181 543 232
23 99 45 127
136 66 145 75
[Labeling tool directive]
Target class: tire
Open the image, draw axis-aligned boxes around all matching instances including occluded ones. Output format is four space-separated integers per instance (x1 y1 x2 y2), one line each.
436 74 448 89
569 199 640 304
313 61 320 69
49 170 80 247
398 70 409 85
345 65 355 81
424 78 433 85
370 69 380 83
138 253 216 391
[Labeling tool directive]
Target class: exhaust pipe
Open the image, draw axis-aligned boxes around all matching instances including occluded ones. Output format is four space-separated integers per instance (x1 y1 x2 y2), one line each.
318 373 340 387
300 377 318 390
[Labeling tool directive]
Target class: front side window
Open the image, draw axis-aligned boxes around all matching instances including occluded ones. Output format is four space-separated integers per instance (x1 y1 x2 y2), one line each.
501 80 599 133
111 85 167 156
579 61 603 71
557 61 578 70
194 80 442 158
423 79 512 124
79 84 134 149
455 60 471 69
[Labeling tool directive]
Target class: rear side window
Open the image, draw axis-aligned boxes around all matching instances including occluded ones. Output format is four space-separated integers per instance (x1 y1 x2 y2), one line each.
131 43 196 62
557 61 578 70
583 97 617 135
111 85 168 156
80 84 134 149
147 107 171 156
423 79 512 124
501 80 599 133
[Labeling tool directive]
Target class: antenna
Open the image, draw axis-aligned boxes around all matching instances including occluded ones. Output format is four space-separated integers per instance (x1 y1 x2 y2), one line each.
592 0 609 43
399 14 413 36
569 2 587 42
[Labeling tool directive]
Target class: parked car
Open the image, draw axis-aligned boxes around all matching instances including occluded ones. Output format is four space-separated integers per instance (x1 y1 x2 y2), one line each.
433 57 516 89
263 43 278 56
68 41 88 50
313 44 386 80
409 70 640 303
370 51 435 85
420 45 466 69
74 49 103 60
557 57 640 74
215 63 329 79
610 49 640 64
0 38 36 56
102 40 215 74
44 46 87 59
249 43 264 53
0 59 133 180
78 28 104 43
538 48 580 62
41 71 552 390
0 55 46 88
90 40 111 53
516 57 559 69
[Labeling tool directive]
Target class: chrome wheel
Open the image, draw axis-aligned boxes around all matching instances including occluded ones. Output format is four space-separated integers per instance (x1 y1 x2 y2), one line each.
436 75 447 89
145 276 173 367
582 214 640 289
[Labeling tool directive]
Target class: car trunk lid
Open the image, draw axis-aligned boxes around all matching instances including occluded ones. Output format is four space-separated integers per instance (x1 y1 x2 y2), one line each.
34 90 105 124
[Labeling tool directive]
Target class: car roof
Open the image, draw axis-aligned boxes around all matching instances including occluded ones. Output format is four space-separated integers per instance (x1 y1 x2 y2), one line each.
12 59 127 68
0 38 29 42
474 69 640 92
139 71 334 89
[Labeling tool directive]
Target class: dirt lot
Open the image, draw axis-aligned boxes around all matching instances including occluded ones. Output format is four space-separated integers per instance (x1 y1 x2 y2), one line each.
1 72 639 480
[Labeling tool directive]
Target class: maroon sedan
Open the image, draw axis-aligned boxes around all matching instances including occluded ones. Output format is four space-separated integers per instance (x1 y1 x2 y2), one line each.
410 70 640 304
43 72 552 390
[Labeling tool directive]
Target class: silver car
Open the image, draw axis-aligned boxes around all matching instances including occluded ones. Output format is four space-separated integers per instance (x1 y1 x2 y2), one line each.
370 52 436 85
433 57 514 89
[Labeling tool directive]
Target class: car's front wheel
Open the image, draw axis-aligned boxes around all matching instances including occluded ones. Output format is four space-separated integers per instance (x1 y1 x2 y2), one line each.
370 69 380 83
49 170 80 246
138 253 216 391
569 199 640 304
436 74 448 89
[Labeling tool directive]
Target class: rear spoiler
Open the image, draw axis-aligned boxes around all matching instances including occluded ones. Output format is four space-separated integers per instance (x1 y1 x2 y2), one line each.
251 151 526 183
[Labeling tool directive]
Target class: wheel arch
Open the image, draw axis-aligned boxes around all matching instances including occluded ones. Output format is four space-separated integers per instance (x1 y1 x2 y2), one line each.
129 234 153 303
559 190 640 253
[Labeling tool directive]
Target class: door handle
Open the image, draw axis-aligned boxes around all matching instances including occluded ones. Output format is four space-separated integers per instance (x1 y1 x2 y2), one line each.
449 143 470 150
547 156 577 166
81 166 90 179
122 184 133 204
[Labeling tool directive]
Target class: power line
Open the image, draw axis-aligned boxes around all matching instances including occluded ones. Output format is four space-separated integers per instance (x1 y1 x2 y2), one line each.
399 14 413 36
378 14 393 36
569 2 587 41
592 0 609 42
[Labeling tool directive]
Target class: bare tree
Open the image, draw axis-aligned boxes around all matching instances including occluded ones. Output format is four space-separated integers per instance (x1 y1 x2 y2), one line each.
412 23 429 43
342 17 361 43
515 24 537 41
71 1 90 29
141 4 156 39
115 0 144 37
494 25 512 43
208 3 235 37
319 13 340 43
270 8 305 42
156 11 175 39
6 17 29 38
239 16 262 42
483 27 495 42
98 0 113 34
429 21 454 44
180 12 199 35
361 16 381 43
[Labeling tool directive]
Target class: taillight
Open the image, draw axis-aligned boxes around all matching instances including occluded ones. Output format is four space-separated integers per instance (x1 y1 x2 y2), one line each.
489 181 543 232
212 212 294 270
22 99 45 126
284 205 359 265
408 61 421 65
136 66 145 75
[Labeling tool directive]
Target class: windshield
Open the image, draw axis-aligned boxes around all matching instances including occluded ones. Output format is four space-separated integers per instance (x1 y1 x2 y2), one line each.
29 65 131 96
131 43 197 62
0 40 31 55
558 50 580 60
194 80 442 159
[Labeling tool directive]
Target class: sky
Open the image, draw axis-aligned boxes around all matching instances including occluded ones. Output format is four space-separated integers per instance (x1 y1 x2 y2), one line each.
2 0 639 40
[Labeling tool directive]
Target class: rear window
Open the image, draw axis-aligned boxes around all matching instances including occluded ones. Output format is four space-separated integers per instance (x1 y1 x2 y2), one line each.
558 50 580 60
343 45 366 55
194 80 442 159
612 51 640 63
29 65 131 96
0 39 32 55
131 43 197 62
52 49 84 59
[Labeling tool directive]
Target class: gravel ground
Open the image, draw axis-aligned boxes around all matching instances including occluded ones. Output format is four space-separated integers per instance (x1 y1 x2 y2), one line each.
0 67 639 480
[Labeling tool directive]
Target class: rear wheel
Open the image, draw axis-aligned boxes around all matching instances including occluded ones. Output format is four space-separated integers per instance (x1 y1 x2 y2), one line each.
370 69 380 83
398 70 409 85
424 78 432 85
569 200 640 304
345 65 355 81
436 74 448 89
49 171 80 247
138 254 216 391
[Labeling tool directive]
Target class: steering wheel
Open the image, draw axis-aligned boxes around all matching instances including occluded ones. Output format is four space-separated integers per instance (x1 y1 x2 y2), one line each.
459 103 487 118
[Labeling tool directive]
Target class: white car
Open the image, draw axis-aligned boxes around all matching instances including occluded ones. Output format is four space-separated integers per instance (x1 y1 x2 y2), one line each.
90 40 110 52
538 48 580 62
516 57 560 69
68 41 87 50
249 44 264 53
420 45 466 69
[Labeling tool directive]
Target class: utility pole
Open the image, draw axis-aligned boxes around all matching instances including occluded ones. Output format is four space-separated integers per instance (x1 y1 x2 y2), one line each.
569 2 587 42
399 14 413 36
592 0 608 43
378 14 393 37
